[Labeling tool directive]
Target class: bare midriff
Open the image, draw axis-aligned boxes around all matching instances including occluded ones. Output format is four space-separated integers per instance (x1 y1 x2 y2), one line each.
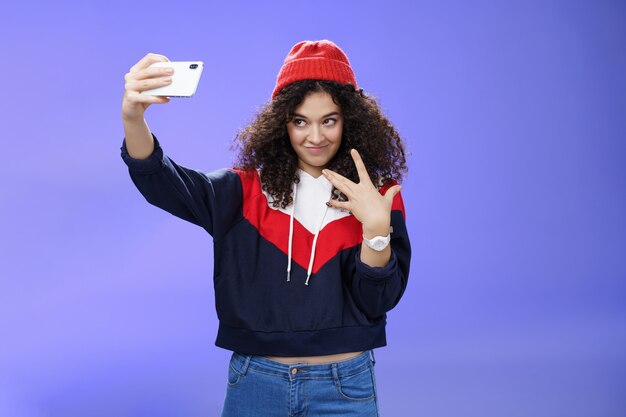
264 351 364 365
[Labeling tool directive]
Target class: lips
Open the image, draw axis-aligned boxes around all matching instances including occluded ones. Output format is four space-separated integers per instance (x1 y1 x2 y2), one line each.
305 145 327 155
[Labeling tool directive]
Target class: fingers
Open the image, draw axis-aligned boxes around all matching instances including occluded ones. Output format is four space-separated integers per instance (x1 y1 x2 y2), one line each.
322 169 355 196
125 75 172 93
383 184 403 203
124 53 174 106
125 65 174 83
122 53 172 120
326 199 350 211
350 149 374 186
125 53 173 89
124 76 173 107
129 53 169 74
124 61 174 87
125 90 170 105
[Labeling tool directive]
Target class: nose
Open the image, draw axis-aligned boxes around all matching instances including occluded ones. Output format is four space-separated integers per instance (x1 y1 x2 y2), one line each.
308 125 324 145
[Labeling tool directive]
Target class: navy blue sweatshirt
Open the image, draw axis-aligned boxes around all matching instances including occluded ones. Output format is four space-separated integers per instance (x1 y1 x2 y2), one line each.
121 136 411 356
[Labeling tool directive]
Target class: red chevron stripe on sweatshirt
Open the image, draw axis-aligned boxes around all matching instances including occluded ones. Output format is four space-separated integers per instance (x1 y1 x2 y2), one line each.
234 170 405 275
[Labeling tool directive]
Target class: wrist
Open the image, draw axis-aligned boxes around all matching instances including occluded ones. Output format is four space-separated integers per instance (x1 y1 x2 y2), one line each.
122 100 147 123
362 233 391 252
122 111 145 125
362 221 391 239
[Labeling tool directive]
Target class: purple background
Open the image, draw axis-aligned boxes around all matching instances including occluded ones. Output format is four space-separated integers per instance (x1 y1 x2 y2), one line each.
1 1 625 416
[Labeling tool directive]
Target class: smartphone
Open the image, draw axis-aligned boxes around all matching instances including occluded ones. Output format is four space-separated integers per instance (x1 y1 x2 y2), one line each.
141 61 204 97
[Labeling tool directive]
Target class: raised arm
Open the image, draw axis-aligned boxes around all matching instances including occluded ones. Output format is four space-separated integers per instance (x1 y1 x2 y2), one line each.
119 53 244 238
323 149 410 318
122 53 173 159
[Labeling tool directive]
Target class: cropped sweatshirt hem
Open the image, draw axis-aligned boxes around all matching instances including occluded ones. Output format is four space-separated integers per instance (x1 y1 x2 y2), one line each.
120 135 411 357
216 321 387 357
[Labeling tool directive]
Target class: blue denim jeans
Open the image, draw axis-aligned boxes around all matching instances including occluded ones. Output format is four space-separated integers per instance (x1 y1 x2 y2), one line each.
221 350 379 417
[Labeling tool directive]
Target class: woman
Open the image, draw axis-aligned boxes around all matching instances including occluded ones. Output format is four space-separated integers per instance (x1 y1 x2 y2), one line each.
121 40 411 416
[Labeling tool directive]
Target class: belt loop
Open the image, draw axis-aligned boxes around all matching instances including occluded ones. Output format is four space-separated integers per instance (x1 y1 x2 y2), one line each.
370 349 376 366
331 363 339 385
240 354 252 376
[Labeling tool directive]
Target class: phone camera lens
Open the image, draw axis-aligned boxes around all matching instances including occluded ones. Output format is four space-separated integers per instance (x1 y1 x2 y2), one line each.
190 64 198 69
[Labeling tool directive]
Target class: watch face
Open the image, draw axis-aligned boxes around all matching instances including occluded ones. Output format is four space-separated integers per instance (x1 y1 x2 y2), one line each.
366 235 390 251
371 238 387 250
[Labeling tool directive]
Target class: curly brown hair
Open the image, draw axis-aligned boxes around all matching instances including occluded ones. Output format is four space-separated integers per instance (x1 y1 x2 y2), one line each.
233 80 408 208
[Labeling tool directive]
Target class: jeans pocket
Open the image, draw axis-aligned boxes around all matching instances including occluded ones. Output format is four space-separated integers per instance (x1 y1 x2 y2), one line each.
335 365 376 401
228 363 243 387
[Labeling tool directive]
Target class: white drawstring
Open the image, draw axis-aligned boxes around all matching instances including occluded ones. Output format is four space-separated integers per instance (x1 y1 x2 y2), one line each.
305 204 329 286
286 176 331 286
286 182 297 282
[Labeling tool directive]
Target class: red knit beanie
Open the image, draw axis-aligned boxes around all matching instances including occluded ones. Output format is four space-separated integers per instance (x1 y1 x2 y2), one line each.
272 40 358 99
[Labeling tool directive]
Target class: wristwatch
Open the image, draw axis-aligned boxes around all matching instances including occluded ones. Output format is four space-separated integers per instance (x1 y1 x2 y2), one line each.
362 233 391 251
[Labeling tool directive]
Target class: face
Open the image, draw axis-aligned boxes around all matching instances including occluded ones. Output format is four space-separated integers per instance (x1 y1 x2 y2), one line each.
287 91 343 178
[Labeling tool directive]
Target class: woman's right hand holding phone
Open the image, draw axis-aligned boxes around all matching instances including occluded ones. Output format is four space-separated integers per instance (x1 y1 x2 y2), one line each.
122 53 171 159
122 53 173 121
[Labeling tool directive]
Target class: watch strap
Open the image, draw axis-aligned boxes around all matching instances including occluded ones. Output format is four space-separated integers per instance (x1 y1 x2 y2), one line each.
362 233 391 251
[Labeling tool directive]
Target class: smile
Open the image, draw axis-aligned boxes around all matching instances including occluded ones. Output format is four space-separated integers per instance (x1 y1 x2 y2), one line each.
304 146 328 155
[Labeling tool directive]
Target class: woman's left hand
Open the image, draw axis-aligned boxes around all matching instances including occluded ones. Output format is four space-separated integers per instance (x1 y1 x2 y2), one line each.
323 149 402 237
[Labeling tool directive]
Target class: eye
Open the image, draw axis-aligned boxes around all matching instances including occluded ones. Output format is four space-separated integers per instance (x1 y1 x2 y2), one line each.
323 118 337 126
292 118 306 127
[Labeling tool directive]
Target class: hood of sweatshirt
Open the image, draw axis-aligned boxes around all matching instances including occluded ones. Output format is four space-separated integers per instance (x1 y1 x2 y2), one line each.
263 169 352 285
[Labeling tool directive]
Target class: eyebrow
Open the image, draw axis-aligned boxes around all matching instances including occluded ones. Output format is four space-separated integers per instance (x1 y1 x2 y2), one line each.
292 111 341 120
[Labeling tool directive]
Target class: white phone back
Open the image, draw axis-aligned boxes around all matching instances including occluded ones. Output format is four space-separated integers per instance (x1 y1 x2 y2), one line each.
141 61 204 97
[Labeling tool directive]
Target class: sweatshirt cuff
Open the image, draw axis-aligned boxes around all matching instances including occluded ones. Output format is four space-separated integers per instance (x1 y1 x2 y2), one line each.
120 134 165 174
354 251 398 281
